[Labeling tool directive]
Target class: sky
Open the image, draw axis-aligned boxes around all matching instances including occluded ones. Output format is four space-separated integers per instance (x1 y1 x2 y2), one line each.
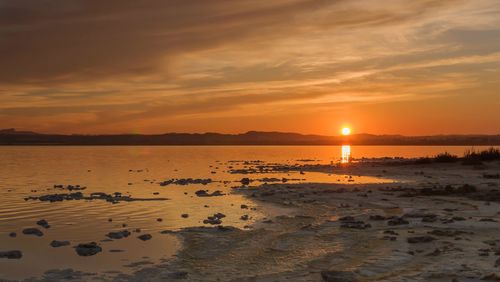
1 0 500 136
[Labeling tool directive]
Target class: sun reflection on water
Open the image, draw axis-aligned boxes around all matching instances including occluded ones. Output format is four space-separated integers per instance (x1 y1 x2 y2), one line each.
341 145 351 163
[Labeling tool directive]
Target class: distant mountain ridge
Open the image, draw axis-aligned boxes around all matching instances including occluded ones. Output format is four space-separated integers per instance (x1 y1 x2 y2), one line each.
1 129 500 145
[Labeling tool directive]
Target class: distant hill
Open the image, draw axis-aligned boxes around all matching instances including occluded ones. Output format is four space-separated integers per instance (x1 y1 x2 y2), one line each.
1 129 500 145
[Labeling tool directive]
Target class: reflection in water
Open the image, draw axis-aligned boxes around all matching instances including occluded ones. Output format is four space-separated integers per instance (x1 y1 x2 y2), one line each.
341 145 351 163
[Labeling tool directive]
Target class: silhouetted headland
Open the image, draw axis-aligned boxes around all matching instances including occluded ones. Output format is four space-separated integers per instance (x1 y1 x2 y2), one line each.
1 128 500 145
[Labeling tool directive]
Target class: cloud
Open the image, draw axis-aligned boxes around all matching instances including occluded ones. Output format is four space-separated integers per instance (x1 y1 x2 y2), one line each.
1 0 500 134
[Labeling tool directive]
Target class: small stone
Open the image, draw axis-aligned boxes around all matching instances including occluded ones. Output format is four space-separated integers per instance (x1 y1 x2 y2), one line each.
138 234 152 241
9 232 16 238
407 236 436 244
0 250 22 259
181 214 189 218
36 219 50 228
321 270 356 282
22 228 43 237
387 217 409 226
75 242 102 256
50 240 70 248
106 230 131 239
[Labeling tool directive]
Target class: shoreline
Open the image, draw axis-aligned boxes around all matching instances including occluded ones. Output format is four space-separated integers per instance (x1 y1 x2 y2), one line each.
11 159 500 281
115 161 500 281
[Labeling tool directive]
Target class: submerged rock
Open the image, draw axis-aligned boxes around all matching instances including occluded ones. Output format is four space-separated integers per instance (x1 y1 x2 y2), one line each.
106 230 131 239
26 192 168 204
195 190 225 197
321 270 357 282
167 271 188 279
160 178 212 186
387 217 409 226
22 228 44 237
75 242 102 256
50 240 70 248
240 178 251 185
0 250 22 259
36 219 50 228
407 236 436 244
137 234 152 241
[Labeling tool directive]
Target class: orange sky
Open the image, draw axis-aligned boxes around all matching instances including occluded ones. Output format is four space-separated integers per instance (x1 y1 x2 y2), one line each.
1 0 499 135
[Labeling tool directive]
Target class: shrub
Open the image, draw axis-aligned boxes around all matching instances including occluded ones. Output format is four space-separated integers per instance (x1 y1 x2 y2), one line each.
433 152 458 163
463 147 500 164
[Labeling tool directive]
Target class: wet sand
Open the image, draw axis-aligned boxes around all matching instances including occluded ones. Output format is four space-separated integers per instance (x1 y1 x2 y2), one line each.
8 159 500 281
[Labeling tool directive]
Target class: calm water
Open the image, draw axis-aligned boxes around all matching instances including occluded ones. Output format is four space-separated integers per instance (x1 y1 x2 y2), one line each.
0 145 494 279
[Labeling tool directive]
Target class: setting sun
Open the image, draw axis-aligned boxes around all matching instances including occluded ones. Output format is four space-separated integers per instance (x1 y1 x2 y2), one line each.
342 127 351 136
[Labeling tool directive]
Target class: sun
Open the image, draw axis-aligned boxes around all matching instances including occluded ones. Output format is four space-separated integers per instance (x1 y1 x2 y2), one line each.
341 127 351 136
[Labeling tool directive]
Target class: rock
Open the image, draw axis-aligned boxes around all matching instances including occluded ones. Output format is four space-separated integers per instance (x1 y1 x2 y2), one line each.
321 270 357 282
387 217 409 226
137 234 152 241
22 228 44 237
369 215 387 220
75 242 102 256
195 190 225 197
428 229 469 237
338 216 355 222
106 230 131 239
341 221 371 229
240 215 249 221
181 214 189 218
495 257 500 267
9 232 16 237
157 218 163 222
240 178 251 185
426 248 441 256
50 240 70 248
0 250 22 259
167 271 188 279
407 236 436 244
240 204 248 209
36 219 50 228
384 230 399 236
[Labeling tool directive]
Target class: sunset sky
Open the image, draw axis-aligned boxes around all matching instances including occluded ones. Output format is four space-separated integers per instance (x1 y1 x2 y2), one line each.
1 0 499 135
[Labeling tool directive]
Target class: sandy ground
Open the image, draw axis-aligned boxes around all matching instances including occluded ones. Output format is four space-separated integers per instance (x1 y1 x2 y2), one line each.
29 160 500 282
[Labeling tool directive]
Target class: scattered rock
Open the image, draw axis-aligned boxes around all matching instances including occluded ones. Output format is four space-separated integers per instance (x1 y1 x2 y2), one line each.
407 236 436 244
240 215 249 221
106 230 131 239
50 240 70 248
36 219 50 228
166 271 188 279
137 234 152 241
369 215 387 220
75 242 102 256
0 250 22 259
321 270 357 282
195 190 225 197
22 228 44 237
181 214 189 218
160 178 212 186
387 217 409 226
240 178 251 185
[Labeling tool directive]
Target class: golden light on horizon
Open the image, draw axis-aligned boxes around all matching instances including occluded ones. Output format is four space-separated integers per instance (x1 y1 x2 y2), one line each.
342 127 351 136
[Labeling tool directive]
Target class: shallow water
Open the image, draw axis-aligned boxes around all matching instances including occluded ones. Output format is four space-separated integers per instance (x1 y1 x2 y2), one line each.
0 145 495 279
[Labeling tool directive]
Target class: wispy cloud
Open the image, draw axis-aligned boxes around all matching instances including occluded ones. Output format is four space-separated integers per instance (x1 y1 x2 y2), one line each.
1 0 499 134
